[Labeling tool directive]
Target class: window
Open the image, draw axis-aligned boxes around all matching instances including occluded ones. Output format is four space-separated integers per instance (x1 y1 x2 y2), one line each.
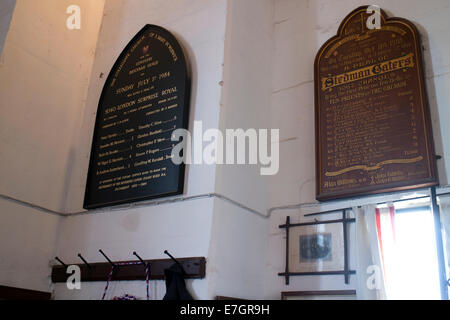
378 201 441 300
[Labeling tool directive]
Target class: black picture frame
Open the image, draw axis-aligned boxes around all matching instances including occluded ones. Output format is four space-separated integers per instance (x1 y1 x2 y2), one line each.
278 210 356 285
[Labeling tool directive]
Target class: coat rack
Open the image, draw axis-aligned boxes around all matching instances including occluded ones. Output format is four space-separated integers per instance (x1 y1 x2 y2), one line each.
52 250 205 283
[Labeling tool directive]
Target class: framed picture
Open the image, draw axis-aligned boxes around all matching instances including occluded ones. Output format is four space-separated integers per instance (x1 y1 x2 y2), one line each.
281 290 357 300
278 210 356 285
289 222 344 273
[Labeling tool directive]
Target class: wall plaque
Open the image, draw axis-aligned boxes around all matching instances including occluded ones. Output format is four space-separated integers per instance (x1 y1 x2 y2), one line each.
84 25 190 209
315 6 438 201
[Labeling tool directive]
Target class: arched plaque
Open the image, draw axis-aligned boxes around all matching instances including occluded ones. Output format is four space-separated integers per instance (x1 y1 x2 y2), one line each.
84 25 190 209
315 6 438 201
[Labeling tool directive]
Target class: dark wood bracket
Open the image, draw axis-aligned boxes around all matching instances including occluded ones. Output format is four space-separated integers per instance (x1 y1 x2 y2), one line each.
0 285 51 300
51 256 206 283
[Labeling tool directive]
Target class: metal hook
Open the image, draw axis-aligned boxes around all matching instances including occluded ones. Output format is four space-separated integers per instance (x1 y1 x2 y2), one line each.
78 253 92 270
55 257 67 268
164 250 183 269
99 249 116 267
133 251 147 266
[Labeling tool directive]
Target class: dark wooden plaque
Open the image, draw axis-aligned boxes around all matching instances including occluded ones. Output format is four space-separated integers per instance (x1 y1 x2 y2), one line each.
84 25 190 209
315 6 438 201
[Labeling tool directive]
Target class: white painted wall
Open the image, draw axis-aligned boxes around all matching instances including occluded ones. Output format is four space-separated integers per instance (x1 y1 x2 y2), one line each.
266 0 450 299
208 0 273 299
53 198 215 300
0 197 60 293
64 0 228 212
0 0 104 294
0 0 103 211
208 198 269 299
55 0 275 300
1 0 449 300
0 0 105 212
215 0 273 214
53 0 228 299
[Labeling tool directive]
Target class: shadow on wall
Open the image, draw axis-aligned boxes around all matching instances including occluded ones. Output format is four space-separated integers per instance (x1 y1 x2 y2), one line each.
169 30 198 196
380 8 447 185
0 0 16 55
68 0 129 211
412 22 448 185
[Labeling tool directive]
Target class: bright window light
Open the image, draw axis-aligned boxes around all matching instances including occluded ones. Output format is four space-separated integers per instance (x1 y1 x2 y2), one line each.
385 206 441 300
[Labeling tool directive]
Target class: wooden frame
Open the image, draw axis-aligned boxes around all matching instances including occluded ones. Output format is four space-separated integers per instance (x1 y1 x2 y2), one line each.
314 6 438 201
0 285 51 300
278 211 356 285
215 296 247 301
281 290 356 300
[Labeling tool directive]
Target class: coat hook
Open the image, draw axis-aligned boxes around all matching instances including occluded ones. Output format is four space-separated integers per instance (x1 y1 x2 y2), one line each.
133 251 147 266
99 249 115 267
164 250 183 268
78 253 92 269
55 257 67 268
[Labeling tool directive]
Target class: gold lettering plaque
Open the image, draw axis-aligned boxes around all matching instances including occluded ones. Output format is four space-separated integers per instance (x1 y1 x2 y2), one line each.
84 25 190 209
315 6 438 201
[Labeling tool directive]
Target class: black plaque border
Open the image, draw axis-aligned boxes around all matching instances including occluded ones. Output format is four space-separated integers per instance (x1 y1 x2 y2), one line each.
314 6 439 202
83 25 191 210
